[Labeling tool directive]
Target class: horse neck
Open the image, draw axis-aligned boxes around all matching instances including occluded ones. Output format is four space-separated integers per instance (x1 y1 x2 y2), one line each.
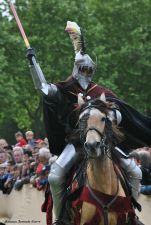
87 156 118 195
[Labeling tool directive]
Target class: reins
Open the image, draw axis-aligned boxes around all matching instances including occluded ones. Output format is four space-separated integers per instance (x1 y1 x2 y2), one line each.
85 127 104 139
86 160 120 225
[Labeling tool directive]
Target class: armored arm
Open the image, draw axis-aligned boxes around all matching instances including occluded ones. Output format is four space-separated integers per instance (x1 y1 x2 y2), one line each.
26 48 58 96
108 106 122 125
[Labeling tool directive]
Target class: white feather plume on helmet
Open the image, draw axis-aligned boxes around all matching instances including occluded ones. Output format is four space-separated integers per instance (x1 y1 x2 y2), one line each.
65 21 83 54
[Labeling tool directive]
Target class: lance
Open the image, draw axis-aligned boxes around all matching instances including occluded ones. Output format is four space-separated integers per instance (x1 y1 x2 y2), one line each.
7 1 50 95
7 0 30 49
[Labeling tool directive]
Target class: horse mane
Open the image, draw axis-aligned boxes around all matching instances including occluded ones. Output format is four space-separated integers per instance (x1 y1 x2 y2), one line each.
79 99 108 115
105 119 124 146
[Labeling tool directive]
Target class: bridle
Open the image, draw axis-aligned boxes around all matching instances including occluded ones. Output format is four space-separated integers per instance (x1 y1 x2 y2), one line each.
78 103 111 157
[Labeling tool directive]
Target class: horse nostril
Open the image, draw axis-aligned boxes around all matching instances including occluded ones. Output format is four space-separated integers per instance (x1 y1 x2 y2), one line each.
84 142 91 150
84 141 100 151
96 142 101 149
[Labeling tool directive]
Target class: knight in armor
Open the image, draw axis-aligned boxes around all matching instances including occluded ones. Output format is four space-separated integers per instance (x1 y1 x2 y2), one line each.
26 21 151 224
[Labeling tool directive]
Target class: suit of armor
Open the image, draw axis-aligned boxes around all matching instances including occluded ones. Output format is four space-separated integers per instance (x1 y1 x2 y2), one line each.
27 21 142 224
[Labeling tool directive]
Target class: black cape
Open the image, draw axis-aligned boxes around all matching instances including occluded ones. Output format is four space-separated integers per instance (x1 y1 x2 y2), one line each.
107 97 151 152
43 93 67 155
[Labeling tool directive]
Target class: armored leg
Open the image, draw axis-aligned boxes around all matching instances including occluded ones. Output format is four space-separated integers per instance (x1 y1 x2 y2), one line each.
115 147 142 199
120 157 142 199
48 144 80 222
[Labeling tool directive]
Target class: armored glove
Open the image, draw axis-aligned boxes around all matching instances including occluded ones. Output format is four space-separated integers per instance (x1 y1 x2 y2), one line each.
26 47 36 65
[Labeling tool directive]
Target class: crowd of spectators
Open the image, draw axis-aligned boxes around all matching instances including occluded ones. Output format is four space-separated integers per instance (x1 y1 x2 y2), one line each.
1 131 151 197
0 131 57 194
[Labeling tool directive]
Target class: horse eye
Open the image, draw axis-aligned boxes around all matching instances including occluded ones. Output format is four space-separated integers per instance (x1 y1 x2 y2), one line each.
101 117 106 122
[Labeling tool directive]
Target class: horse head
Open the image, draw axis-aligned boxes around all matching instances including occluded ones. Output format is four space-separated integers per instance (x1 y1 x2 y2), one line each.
78 94 122 159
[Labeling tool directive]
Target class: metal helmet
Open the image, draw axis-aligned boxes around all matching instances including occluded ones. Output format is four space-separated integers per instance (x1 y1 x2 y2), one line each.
65 21 96 90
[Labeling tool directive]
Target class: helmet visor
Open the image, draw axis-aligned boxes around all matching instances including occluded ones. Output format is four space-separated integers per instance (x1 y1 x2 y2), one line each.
78 66 94 77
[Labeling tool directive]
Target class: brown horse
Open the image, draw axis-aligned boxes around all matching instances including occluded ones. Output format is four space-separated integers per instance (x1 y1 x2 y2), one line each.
72 94 132 225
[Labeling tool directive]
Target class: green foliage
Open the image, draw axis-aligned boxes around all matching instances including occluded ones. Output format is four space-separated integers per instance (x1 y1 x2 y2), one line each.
0 0 151 141
89 0 151 113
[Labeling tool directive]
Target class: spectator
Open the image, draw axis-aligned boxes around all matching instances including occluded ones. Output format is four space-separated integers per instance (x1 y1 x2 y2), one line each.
0 139 8 151
36 169 49 191
0 150 8 165
7 151 15 162
32 146 39 158
35 148 51 190
23 144 33 152
25 131 35 148
22 150 35 178
38 147 51 165
13 147 24 164
21 159 31 178
15 131 27 147
23 149 33 161
30 158 43 188
35 139 48 149
130 149 151 195
13 165 21 181
3 160 16 194
129 150 141 165
30 148 51 190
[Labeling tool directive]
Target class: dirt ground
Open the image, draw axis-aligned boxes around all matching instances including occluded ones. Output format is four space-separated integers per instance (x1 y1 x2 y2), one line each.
137 194 151 225
0 190 150 225
0 185 46 225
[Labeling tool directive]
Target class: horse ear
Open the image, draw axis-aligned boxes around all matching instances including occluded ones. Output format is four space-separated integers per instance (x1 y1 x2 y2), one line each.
100 92 106 102
78 93 85 105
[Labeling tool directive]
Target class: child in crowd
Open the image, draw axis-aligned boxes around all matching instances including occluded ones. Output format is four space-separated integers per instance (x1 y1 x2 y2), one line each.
25 131 35 148
15 131 27 147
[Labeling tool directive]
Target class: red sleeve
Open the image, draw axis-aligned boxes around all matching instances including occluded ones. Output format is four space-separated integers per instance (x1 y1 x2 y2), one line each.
19 138 27 146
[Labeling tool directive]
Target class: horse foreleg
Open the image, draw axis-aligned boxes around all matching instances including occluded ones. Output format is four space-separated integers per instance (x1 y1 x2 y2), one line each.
80 202 117 225
80 202 97 225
